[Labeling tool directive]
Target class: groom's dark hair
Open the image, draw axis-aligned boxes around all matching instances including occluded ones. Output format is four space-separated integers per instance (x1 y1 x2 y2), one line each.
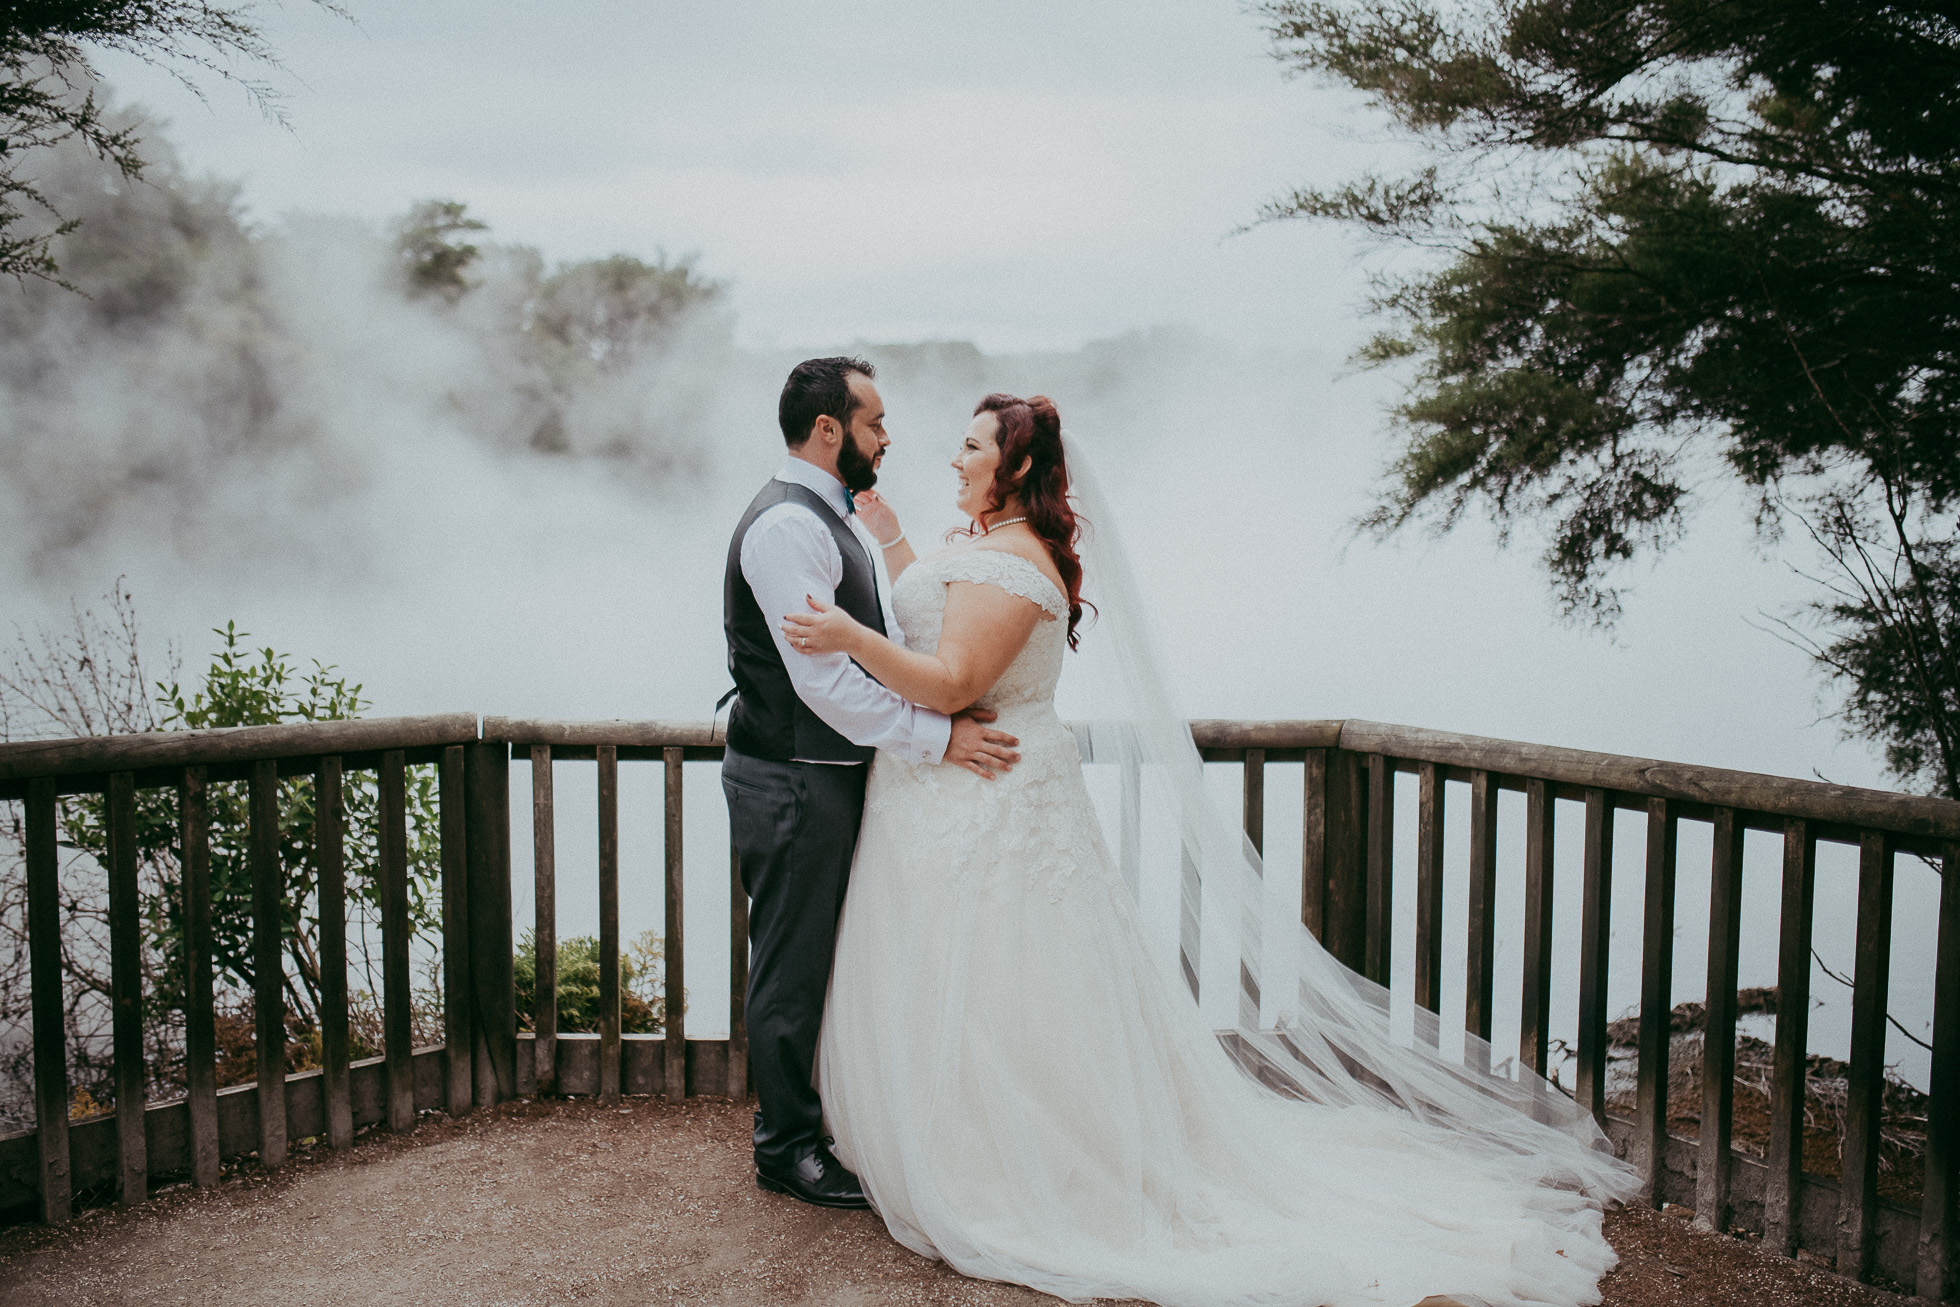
780 356 876 447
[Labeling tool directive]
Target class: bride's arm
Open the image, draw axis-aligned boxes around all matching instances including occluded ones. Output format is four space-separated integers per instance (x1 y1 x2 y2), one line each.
783 582 1041 715
852 490 917 579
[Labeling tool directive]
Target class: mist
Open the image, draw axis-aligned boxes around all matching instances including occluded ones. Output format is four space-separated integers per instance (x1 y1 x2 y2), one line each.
0 99 1939 1093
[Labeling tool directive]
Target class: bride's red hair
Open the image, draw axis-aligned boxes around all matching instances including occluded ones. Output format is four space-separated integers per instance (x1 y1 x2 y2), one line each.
969 392 1091 649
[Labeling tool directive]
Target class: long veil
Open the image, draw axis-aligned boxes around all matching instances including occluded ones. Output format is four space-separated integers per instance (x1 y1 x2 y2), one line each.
1055 430 1637 1197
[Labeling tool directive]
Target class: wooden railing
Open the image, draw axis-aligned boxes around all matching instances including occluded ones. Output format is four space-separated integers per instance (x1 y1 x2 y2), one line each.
0 716 1953 1300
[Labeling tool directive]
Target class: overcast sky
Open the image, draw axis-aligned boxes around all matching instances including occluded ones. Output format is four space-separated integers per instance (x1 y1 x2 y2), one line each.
97 0 1379 353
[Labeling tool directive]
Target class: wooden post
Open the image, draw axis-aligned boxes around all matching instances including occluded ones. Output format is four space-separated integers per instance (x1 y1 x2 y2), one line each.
315 757 352 1151
1520 777 1555 1078
1837 830 1894 1281
1764 817 1817 1256
529 744 555 1097
1242 747 1266 858
465 742 515 1104
664 746 686 1103
1414 762 1444 1032
27 776 71 1222
1320 748 1369 973
1575 788 1614 1129
180 767 220 1184
379 750 414 1133
106 772 146 1204
440 744 472 1115
1364 754 1394 987
728 840 748 1099
1919 840 1959 1300
249 760 286 1168
1635 796 1679 1207
1696 807 1745 1233
597 744 621 1105
1301 749 1328 943
1465 769 1499 1072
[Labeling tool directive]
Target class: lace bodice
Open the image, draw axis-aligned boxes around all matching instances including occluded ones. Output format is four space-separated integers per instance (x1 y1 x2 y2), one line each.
890 548 1067 712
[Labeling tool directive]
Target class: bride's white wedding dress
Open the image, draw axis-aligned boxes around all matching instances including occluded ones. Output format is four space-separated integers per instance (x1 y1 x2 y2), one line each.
818 546 1626 1307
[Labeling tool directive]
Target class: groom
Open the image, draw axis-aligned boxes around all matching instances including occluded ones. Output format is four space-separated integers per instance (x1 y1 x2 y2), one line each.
722 356 1020 1208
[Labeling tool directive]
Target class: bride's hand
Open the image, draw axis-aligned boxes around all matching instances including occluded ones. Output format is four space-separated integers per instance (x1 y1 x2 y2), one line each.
853 490 901 545
782 595 864 657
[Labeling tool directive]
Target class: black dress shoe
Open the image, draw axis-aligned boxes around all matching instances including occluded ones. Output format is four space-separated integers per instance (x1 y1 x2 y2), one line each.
755 1146 871 1209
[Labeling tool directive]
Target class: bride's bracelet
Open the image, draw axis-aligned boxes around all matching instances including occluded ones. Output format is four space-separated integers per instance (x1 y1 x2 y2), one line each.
875 530 906 549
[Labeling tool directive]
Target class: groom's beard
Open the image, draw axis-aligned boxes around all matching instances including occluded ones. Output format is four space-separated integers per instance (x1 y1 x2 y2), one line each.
837 432 879 493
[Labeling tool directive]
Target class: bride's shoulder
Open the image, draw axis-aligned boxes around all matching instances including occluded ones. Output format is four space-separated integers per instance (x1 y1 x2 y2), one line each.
931 543 1066 617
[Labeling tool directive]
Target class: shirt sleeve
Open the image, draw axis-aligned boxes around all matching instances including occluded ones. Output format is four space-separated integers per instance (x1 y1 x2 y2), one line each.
740 503 953 766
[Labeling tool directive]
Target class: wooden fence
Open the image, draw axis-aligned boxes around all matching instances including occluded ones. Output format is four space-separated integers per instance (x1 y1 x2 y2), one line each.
0 715 1953 1300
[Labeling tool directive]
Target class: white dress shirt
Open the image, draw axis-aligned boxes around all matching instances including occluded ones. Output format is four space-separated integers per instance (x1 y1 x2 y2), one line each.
739 457 952 766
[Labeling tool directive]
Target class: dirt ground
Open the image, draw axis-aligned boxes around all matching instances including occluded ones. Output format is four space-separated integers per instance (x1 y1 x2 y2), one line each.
0 1096 1929 1307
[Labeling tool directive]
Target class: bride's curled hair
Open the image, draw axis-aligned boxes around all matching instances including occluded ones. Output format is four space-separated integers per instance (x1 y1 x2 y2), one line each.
971 392 1091 649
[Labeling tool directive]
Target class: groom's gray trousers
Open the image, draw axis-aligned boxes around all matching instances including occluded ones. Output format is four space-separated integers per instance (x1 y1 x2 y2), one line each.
722 744 869 1172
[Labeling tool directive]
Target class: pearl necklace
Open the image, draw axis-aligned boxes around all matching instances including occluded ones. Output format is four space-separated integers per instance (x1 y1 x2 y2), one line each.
980 515 1028 535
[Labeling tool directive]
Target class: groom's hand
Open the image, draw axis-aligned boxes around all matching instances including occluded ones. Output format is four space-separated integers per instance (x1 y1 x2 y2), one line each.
946 709 1019 780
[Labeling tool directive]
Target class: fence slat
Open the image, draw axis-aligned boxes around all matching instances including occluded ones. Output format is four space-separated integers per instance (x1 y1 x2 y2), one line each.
1415 762 1444 1030
1243 747 1266 858
1837 829 1894 1281
181 767 220 1182
249 760 286 1168
1696 807 1745 1233
441 744 472 1115
105 772 146 1203
1920 839 1959 1300
529 744 555 1097
597 744 621 1105
27 775 71 1222
464 742 515 1104
1302 750 1327 943
315 757 352 1150
664 745 686 1103
729 842 748 1099
1521 777 1555 1077
1575 788 1614 1128
379 750 414 1133
1635 796 1679 1207
1365 753 1394 987
1764 817 1817 1256
1466 769 1499 1072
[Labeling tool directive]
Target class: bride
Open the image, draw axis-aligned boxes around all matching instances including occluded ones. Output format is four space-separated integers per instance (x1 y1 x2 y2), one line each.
781 393 1637 1307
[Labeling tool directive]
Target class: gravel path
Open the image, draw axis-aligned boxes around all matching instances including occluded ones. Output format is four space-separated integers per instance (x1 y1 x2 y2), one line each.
0 1096 1925 1306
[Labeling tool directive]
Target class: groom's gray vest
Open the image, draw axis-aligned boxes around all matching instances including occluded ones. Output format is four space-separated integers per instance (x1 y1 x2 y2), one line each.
724 479 888 764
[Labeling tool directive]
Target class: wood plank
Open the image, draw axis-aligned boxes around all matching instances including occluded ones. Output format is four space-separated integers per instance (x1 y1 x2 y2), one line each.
529 744 555 1098
1301 750 1327 943
180 767 220 1183
379 750 414 1134
1336 719 1960 847
728 842 748 1099
314 758 352 1151
1365 753 1394 987
27 776 71 1222
464 742 516 1104
1696 807 1745 1233
1465 769 1499 1072
249 760 287 1168
106 772 146 1204
597 744 620 1106
1919 839 1959 1300
0 713 479 783
1520 777 1555 1077
1414 761 1444 1030
1635 796 1679 1207
1242 747 1266 858
1575 789 1614 1129
664 746 686 1103
440 745 472 1115
1836 829 1894 1281
1764 818 1817 1256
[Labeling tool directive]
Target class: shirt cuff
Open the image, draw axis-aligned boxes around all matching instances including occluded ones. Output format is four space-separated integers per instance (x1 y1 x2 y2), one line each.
913 709 953 766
